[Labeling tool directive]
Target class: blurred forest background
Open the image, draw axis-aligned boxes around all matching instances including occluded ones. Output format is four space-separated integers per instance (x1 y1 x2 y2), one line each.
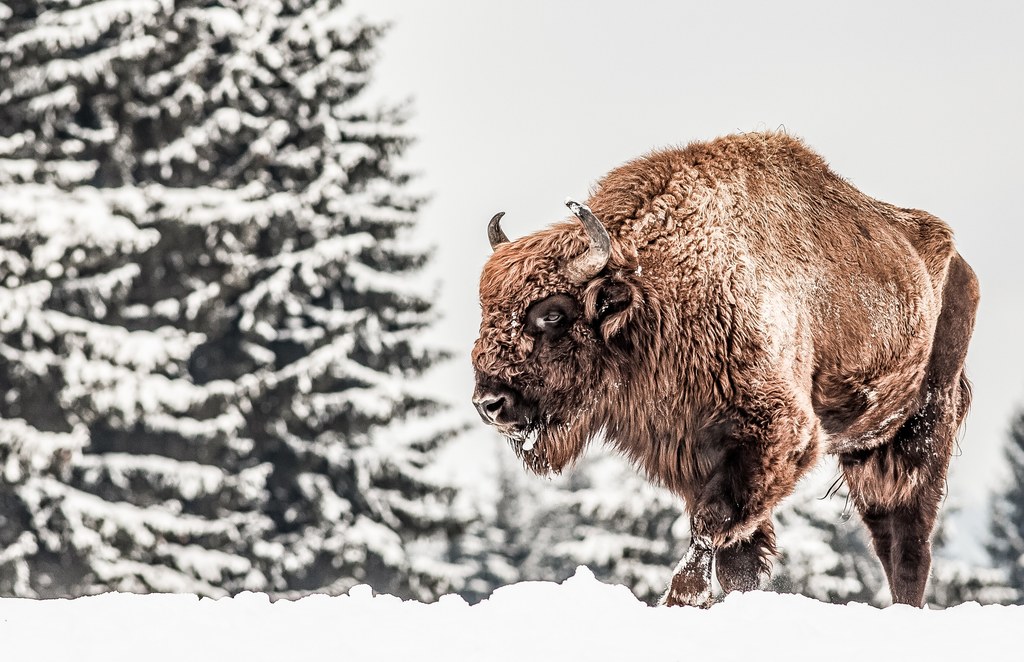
0 0 1021 606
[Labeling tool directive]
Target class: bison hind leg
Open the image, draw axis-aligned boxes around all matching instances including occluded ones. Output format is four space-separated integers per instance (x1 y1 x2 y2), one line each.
841 253 978 606
840 408 949 606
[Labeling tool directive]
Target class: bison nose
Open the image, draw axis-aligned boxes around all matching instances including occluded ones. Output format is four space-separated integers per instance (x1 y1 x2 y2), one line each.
473 393 507 425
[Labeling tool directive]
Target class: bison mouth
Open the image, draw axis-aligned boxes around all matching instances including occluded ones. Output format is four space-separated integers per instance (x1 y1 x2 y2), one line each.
499 413 589 476
495 418 542 450
505 422 554 474
473 378 596 474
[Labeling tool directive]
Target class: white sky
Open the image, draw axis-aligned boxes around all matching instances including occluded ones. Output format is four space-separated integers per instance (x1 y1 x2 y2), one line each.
350 0 1024 523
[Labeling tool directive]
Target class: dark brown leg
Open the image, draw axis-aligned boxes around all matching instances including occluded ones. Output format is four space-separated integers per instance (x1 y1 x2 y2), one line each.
857 506 895 582
663 390 819 607
842 253 978 606
842 393 952 607
887 504 936 605
715 519 776 594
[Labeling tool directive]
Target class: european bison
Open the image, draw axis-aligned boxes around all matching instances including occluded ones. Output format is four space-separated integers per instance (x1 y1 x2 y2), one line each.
471 131 978 607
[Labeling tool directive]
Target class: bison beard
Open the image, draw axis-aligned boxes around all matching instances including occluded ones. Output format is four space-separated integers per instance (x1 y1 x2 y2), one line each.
505 413 590 476
472 131 979 608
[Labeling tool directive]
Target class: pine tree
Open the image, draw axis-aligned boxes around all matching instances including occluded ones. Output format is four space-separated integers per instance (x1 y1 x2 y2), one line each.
0 0 463 600
448 456 531 603
928 502 1018 607
987 406 1024 602
507 449 688 605
770 462 884 604
503 453 888 606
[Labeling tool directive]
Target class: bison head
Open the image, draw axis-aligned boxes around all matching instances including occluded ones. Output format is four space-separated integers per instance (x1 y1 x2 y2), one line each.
472 200 645 474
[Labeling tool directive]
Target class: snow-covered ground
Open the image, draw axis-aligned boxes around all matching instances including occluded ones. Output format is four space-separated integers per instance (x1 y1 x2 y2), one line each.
1 567 1019 662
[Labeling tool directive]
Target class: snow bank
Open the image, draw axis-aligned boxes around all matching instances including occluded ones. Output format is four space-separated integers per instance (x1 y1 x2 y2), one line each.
0 567 1019 662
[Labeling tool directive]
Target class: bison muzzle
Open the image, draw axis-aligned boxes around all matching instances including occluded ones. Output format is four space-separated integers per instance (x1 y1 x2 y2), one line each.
471 132 979 607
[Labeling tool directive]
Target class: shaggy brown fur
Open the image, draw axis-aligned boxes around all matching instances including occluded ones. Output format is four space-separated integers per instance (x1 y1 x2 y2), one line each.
471 131 979 607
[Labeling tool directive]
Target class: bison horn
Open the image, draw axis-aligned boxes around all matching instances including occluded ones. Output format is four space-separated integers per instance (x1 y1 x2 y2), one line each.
564 199 611 283
488 212 509 249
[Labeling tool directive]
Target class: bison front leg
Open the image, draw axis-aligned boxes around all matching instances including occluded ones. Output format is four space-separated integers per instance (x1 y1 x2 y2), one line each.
663 398 821 606
661 535 714 608
715 519 776 594
660 520 775 607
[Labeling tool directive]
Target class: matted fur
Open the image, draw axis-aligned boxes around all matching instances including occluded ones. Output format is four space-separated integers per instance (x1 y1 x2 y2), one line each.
472 131 979 607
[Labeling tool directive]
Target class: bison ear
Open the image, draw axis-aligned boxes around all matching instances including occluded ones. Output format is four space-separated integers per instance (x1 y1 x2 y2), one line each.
583 276 638 341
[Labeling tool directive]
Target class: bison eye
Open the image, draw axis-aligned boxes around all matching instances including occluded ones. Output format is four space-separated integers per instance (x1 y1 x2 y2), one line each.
525 294 578 337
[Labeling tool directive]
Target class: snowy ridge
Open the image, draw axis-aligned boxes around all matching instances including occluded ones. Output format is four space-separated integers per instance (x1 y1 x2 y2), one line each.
0 568 1020 662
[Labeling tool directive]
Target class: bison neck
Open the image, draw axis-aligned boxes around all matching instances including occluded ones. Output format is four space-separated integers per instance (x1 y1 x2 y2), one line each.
595 310 738 505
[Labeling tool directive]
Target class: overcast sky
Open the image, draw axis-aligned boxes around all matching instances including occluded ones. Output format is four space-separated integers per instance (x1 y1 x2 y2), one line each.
350 0 1024 520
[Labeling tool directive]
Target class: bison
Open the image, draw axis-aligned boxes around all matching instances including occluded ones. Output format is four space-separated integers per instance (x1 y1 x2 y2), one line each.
471 131 978 607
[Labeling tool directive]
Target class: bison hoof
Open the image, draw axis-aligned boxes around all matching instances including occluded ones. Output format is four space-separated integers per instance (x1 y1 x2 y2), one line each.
660 573 713 609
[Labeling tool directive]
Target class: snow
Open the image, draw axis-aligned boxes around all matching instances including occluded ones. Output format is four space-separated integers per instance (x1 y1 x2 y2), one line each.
0 567 1019 661
0 185 159 271
0 418 88 482
4 0 169 55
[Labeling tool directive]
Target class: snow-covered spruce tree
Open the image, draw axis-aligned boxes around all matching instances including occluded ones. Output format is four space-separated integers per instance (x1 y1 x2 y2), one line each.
987 406 1024 602
769 461 884 604
447 456 532 603
928 502 1018 607
507 452 889 605
511 449 689 605
0 0 464 599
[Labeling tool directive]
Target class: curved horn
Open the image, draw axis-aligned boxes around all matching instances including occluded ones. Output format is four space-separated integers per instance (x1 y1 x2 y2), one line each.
563 199 611 283
488 212 509 250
